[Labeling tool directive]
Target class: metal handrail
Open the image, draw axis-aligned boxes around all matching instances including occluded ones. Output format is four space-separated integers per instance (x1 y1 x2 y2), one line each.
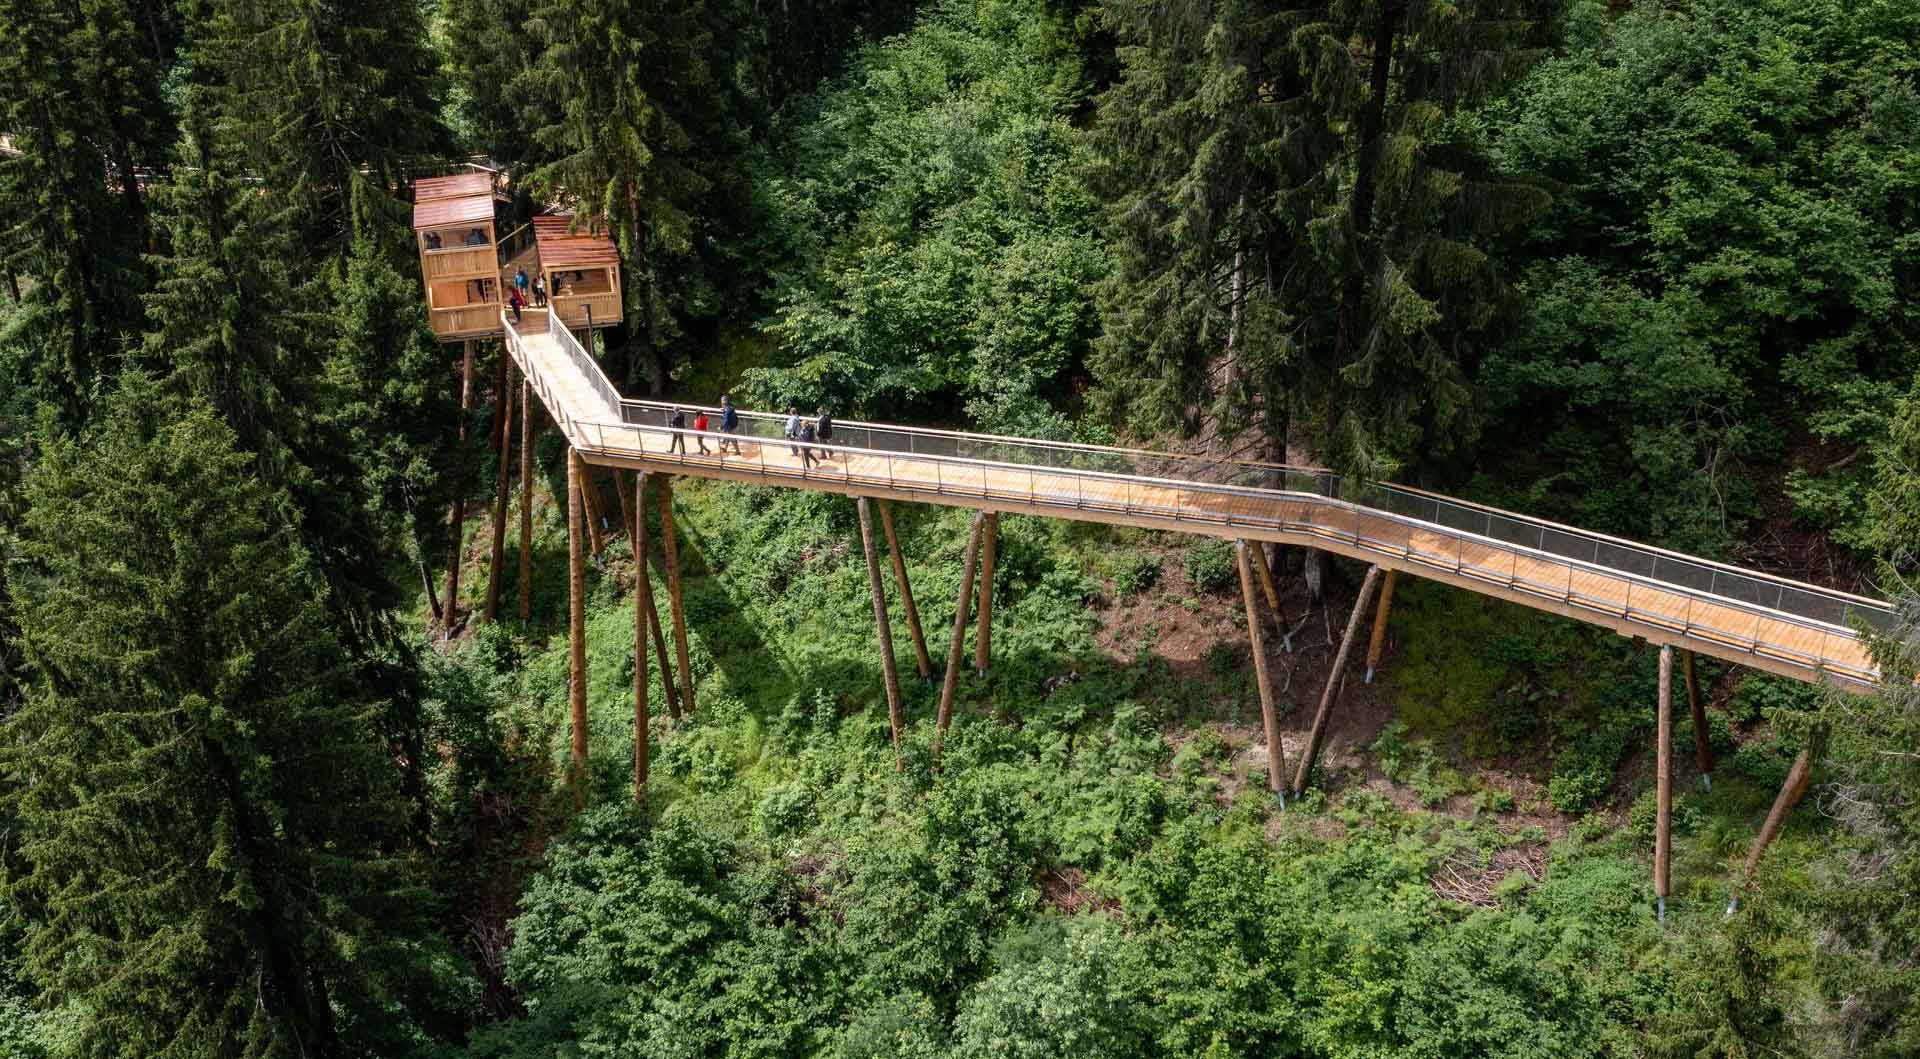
616 397 1892 634
545 310 620 414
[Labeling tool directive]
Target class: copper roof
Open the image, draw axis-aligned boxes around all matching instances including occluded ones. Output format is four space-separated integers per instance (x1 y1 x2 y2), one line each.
533 215 620 269
413 173 496 230
416 172 494 201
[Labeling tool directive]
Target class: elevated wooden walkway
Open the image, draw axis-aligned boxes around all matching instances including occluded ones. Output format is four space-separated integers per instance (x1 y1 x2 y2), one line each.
500 312 1891 692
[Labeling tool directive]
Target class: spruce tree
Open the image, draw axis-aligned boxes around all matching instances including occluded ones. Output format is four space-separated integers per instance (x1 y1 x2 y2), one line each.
1091 0 1561 478
191 0 449 246
518 0 742 392
0 0 175 419
1 375 425 1058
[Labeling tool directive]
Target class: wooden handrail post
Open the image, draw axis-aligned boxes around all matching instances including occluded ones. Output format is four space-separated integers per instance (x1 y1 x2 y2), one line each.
975 512 998 675
1656 644 1673 922
567 449 589 810
484 357 515 622
935 512 986 762
857 498 907 770
658 477 696 714
1684 650 1714 789
1237 540 1288 806
1294 565 1383 797
518 377 534 621
444 338 475 635
632 470 651 806
1364 570 1398 683
878 500 934 679
1731 747 1814 914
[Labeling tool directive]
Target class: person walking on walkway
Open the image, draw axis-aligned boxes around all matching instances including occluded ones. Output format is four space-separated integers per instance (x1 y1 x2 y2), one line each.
668 407 687 454
508 287 523 323
785 407 802 456
532 275 547 307
693 409 712 455
816 408 835 459
798 418 818 469
514 266 529 302
719 395 743 455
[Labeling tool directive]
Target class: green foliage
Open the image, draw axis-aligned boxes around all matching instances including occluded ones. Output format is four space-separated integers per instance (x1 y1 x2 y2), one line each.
1109 549 1160 597
1091 0 1563 476
740 0 1104 433
1482 0 1920 551
1 378 446 1057
1181 539 1234 594
0 0 172 421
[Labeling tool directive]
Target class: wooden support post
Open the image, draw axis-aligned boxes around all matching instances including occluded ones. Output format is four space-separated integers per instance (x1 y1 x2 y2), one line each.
613 467 635 547
1252 542 1289 652
567 449 589 810
1364 570 1398 683
1293 565 1383 797
1731 747 1814 914
1684 650 1714 789
658 477 696 715
857 499 907 769
935 512 986 761
974 512 997 675
1656 644 1673 922
444 338 475 633
1237 540 1288 806
878 500 934 679
630 471 679 720
483 358 515 622
579 463 610 555
518 378 534 621
632 471 650 806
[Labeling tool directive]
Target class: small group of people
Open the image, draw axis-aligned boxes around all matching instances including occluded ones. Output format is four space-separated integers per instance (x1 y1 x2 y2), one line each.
514 267 547 307
667 396 745 456
423 227 491 250
785 407 834 468
659 398 839 468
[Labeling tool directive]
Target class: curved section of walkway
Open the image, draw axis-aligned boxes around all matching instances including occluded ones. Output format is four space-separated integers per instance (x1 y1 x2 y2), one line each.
502 313 1890 691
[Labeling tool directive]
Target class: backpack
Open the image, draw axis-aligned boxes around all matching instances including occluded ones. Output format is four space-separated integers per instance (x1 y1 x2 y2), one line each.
818 415 834 440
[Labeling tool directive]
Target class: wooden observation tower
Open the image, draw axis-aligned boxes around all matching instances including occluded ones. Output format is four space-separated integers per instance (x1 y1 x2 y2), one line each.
412 172 502 340
410 169 624 341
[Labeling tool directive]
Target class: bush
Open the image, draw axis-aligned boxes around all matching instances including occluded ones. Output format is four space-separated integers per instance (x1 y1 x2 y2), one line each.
1549 726 1630 813
1111 550 1160 597
1182 540 1236 593
1728 674 1818 726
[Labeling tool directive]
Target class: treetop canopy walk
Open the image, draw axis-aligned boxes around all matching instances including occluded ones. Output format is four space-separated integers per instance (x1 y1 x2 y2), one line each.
499 307 1890 692
487 300 1890 921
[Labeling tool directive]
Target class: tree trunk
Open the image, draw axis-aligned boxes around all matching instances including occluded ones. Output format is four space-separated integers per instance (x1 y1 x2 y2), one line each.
626 179 668 396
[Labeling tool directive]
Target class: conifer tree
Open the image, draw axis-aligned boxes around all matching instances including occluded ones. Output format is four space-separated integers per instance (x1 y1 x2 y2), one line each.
0 0 175 419
191 0 449 246
518 0 743 392
1 375 425 1057
1091 0 1561 478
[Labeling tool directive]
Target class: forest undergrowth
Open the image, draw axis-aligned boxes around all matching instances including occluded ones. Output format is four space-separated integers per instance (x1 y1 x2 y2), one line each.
421 473 1862 1058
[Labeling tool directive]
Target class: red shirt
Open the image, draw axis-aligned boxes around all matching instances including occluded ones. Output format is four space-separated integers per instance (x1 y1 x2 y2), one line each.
694 414 709 431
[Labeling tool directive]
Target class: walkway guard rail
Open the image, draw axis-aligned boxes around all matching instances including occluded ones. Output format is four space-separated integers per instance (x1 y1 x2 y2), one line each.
550 403 1883 688
616 398 1892 638
547 310 622 413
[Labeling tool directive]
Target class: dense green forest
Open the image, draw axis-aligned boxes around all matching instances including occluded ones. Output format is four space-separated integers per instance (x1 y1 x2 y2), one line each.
1 0 1918 1056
